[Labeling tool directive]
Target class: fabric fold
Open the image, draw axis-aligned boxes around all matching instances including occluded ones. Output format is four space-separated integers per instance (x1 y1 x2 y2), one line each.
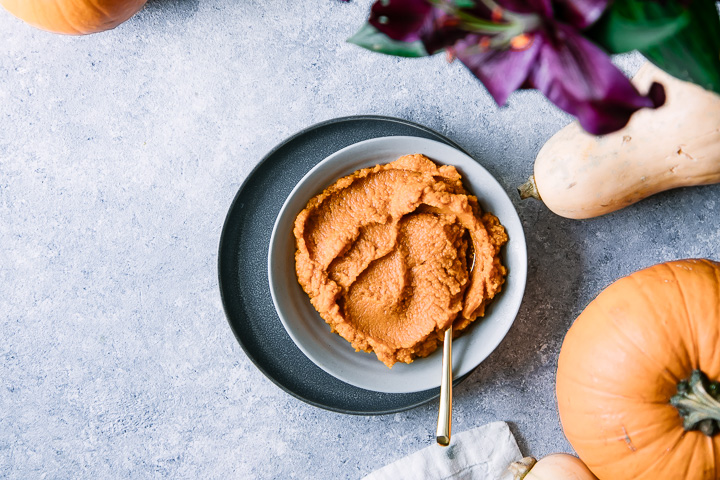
363 422 522 480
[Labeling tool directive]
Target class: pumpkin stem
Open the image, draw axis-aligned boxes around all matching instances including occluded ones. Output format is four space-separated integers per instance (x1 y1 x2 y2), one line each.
507 457 537 480
671 370 720 436
517 175 541 201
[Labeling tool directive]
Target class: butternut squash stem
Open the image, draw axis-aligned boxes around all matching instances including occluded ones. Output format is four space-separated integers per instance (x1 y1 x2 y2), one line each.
507 457 537 480
670 370 720 436
517 175 541 201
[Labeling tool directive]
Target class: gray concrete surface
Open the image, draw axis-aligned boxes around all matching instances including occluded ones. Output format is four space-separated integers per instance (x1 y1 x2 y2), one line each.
1 1 718 478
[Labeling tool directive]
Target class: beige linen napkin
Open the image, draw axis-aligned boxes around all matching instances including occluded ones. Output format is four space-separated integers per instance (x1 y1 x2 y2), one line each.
363 422 522 480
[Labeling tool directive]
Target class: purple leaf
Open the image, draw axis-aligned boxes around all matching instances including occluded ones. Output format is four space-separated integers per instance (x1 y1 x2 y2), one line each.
359 0 660 135
496 0 553 18
455 33 542 105
368 0 436 42
369 0 468 53
422 13 474 54
552 0 609 28
528 24 665 134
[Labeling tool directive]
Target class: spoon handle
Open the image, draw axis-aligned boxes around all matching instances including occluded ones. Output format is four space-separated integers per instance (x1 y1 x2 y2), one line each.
436 326 452 446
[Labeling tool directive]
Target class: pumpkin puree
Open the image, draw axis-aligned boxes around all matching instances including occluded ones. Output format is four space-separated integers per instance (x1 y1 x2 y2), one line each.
294 154 508 367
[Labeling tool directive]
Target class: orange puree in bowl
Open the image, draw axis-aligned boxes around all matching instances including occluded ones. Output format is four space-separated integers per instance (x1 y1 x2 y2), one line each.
293 154 507 367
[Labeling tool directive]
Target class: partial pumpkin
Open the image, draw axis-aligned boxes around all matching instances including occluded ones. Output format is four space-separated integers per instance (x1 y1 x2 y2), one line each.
519 62 720 219
508 454 598 480
557 259 720 480
0 0 147 35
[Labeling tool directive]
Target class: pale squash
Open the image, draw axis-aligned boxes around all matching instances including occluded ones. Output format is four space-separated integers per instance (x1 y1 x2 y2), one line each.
519 62 720 219
0 0 147 35
556 259 720 480
508 454 598 480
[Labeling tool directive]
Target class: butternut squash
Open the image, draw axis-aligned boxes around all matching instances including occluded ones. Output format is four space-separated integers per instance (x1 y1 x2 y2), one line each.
507 454 598 480
519 62 720 219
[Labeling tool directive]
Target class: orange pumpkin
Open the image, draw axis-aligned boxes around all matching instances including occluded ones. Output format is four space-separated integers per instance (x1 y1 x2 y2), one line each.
557 259 720 480
0 0 147 35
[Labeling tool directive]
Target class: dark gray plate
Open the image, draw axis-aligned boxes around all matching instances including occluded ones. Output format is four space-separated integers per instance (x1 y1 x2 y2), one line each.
218 115 472 415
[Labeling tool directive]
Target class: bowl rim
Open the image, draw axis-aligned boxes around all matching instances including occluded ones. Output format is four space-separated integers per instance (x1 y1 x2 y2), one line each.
268 135 527 393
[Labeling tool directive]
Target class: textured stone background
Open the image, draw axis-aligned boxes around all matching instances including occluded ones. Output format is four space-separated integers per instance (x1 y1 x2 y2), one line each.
1 1 719 478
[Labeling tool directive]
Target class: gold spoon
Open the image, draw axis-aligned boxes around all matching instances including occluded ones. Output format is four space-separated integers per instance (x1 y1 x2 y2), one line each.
437 243 475 447
436 325 453 446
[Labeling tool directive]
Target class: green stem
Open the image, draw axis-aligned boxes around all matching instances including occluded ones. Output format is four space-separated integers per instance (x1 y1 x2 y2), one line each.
459 17 515 33
670 370 720 436
427 0 540 37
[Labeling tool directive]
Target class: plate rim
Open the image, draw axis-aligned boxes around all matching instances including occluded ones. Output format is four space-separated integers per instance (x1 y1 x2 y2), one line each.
218 115 485 414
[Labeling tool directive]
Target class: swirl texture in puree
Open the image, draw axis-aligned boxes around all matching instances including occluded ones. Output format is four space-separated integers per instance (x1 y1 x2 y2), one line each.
294 154 508 367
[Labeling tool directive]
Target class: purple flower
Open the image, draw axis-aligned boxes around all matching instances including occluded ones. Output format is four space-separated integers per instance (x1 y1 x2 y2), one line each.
367 0 666 134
